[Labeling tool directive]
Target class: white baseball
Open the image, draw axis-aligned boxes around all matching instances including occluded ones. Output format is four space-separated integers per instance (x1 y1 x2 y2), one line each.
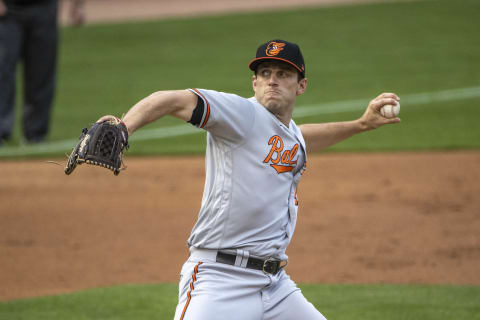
380 102 400 118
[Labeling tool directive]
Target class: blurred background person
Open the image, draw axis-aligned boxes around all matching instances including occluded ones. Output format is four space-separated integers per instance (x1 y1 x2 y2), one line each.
0 0 85 146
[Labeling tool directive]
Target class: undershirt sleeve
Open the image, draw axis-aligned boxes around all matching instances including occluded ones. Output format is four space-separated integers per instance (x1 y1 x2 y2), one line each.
188 95 204 126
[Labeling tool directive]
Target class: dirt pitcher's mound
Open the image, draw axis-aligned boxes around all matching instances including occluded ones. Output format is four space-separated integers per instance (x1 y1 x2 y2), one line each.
0 151 479 301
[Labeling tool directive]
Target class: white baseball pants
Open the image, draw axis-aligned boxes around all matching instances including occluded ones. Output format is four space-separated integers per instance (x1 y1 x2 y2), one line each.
173 248 327 320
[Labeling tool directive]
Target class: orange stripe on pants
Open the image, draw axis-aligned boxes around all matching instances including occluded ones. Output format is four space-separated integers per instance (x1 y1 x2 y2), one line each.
180 262 203 320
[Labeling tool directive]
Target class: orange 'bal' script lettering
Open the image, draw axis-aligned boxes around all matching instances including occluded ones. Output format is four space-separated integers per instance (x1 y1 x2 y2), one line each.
263 135 299 174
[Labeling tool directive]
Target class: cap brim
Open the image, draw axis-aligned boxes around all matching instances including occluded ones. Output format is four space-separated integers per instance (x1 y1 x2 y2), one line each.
248 57 304 75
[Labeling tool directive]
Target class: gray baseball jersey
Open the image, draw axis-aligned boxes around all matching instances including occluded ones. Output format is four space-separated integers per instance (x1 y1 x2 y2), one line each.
187 88 307 260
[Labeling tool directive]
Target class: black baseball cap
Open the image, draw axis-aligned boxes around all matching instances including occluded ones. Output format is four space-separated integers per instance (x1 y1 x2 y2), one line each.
248 39 306 78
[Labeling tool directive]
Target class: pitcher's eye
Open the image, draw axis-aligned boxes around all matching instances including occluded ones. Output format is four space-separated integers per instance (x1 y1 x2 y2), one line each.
278 70 293 78
260 69 271 77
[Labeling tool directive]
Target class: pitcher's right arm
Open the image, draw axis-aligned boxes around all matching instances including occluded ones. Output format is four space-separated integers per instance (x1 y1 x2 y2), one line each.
98 90 198 135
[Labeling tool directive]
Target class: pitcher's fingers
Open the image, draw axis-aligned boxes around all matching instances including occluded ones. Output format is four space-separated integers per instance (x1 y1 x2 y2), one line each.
375 92 400 101
371 98 399 111
96 115 117 123
384 117 401 124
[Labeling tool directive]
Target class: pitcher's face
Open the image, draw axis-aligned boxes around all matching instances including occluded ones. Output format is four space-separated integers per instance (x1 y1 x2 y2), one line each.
252 61 307 116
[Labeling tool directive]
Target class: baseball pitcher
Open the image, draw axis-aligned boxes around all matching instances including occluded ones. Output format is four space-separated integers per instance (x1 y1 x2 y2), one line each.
96 39 401 319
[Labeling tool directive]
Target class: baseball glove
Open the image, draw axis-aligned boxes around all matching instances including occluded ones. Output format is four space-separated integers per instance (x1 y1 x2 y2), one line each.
65 118 129 175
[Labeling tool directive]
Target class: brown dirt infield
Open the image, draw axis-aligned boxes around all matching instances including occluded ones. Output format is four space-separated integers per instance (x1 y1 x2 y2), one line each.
1 151 479 301
59 0 413 25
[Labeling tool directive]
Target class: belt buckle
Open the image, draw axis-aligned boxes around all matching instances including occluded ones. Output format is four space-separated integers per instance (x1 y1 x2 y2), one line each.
262 258 279 275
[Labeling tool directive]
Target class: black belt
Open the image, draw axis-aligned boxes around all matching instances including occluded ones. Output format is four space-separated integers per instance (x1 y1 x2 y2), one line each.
216 251 287 275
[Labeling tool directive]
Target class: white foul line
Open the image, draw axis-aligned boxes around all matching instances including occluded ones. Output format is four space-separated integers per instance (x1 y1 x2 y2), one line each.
0 85 479 157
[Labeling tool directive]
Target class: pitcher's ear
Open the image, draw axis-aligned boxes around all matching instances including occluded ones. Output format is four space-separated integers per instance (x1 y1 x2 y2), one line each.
296 78 307 96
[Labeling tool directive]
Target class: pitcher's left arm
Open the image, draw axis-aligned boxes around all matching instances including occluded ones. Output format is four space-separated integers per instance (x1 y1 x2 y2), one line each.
300 93 400 152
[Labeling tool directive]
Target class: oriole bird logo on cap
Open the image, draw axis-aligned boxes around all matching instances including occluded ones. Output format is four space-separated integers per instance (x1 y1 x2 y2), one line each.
265 42 286 57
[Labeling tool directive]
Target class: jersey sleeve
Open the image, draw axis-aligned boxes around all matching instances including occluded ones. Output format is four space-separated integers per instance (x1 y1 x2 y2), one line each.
188 88 256 144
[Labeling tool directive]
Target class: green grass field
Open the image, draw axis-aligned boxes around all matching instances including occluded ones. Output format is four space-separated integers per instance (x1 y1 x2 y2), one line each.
1 0 479 157
1 283 479 320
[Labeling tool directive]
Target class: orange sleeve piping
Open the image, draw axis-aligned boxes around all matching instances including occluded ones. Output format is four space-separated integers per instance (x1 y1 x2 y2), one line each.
192 89 211 128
